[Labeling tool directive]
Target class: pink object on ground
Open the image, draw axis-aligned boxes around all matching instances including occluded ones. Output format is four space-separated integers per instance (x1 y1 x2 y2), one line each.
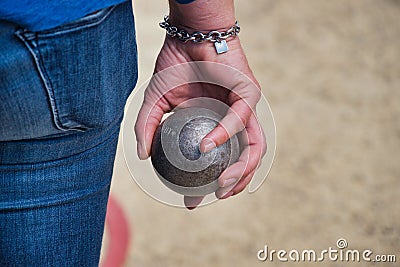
101 195 131 267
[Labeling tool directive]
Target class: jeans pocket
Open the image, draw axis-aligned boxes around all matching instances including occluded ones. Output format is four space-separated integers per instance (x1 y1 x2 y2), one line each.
14 1 138 131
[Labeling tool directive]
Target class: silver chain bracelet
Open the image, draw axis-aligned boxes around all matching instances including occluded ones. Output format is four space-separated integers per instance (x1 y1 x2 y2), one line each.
159 15 240 54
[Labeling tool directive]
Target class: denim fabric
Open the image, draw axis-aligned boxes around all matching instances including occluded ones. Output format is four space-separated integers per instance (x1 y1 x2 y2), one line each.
0 0 127 31
0 1 137 266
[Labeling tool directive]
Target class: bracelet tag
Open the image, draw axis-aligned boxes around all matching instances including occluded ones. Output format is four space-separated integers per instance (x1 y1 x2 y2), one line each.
215 40 228 54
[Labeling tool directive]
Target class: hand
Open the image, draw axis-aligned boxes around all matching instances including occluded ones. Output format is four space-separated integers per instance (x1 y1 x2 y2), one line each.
134 36 266 209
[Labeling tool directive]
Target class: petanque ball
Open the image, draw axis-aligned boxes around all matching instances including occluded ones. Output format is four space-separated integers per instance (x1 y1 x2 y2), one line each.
150 107 240 196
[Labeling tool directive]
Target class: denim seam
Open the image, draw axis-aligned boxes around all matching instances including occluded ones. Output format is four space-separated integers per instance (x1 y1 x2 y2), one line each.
0 124 120 170
21 5 117 38
14 30 68 132
13 4 122 132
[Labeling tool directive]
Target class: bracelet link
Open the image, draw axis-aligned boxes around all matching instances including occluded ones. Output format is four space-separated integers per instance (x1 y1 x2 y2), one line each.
159 15 240 54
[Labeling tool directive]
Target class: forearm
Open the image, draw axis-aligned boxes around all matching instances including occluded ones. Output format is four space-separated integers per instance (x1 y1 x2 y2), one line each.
168 0 235 31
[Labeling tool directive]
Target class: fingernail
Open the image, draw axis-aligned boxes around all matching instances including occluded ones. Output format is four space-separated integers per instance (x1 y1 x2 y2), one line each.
201 138 216 153
222 178 238 187
137 142 148 160
184 196 203 210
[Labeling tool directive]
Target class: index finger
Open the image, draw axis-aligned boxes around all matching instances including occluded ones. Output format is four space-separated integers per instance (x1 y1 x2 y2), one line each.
200 79 261 153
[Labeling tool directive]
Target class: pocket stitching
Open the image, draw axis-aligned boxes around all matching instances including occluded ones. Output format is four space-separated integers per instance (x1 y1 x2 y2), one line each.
20 5 117 39
14 30 70 131
14 2 136 132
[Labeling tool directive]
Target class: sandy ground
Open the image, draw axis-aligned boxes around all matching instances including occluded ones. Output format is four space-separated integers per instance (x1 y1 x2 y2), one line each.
104 0 400 266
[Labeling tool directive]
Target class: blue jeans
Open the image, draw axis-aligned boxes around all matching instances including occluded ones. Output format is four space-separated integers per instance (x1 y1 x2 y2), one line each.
0 1 137 266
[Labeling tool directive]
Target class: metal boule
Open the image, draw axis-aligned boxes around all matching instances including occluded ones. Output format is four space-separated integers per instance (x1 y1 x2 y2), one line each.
151 107 240 196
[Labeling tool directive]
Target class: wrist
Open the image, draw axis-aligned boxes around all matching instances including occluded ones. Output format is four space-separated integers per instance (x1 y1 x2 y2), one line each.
168 0 235 31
